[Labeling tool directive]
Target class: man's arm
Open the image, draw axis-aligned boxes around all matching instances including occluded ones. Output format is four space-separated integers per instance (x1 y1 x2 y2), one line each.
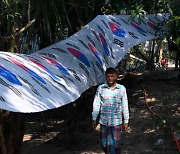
122 86 129 131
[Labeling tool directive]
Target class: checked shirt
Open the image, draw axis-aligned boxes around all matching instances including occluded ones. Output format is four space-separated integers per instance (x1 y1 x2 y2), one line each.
92 83 129 126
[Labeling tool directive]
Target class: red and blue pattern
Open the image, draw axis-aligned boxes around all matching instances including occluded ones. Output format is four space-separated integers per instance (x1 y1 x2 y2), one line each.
8 57 46 84
99 33 110 56
29 58 59 81
0 64 22 86
147 21 155 29
42 56 70 76
108 22 126 37
130 22 147 35
67 48 90 67
88 43 103 66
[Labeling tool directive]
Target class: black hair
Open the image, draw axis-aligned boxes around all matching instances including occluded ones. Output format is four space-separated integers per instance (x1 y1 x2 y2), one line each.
105 67 117 75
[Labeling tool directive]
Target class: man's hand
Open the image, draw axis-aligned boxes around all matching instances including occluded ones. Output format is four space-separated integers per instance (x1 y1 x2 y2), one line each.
123 123 128 131
92 121 97 130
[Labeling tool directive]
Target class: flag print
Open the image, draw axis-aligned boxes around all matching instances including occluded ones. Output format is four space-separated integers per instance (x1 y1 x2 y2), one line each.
0 13 169 112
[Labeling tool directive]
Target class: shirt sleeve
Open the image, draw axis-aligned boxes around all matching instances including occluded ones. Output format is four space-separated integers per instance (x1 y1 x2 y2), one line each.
122 86 129 124
92 86 101 121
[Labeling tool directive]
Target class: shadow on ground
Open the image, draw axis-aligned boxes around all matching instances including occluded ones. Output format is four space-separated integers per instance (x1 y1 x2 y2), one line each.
21 70 180 154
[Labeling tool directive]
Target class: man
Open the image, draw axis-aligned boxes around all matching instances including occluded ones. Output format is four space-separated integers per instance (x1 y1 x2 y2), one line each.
92 67 129 154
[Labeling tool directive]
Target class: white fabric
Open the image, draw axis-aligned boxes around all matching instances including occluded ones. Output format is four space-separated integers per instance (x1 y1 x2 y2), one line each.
0 14 169 113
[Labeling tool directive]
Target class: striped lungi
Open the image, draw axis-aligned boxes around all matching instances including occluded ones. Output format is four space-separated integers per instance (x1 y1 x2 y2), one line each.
100 124 122 154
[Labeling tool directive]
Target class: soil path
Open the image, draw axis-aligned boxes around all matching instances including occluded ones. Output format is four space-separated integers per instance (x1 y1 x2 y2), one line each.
21 70 180 154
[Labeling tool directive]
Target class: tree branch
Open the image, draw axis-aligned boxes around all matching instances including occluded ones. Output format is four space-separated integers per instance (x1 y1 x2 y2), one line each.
0 19 35 46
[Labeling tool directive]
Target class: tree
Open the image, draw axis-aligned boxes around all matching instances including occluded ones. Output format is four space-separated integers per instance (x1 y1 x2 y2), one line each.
27 0 106 49
0 1 28 153
166 0 180 70
104 0 180 70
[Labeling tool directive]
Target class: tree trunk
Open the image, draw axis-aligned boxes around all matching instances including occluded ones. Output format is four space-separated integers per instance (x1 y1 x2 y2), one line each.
175 49 180 70
0 110 25 154
150 40 156 69
159 43 163 65
168 40 180 70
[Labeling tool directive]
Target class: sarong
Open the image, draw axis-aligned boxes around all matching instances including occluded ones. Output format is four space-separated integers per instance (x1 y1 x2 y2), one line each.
100 124 122 154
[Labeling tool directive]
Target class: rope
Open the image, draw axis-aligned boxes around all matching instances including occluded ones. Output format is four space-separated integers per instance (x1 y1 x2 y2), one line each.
143 89 180 153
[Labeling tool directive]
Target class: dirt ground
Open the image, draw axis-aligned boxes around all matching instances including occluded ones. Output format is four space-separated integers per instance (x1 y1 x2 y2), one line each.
21 69 180 154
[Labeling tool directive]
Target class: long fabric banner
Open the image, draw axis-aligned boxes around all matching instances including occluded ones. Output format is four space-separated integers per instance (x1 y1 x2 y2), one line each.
0 14 169 113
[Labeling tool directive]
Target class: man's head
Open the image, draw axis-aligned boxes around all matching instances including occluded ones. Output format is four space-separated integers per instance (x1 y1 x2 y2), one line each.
105 67 117 87
105 67 117 75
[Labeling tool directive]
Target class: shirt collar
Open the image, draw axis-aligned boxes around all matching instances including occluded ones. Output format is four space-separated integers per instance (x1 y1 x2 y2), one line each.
104 83 119 89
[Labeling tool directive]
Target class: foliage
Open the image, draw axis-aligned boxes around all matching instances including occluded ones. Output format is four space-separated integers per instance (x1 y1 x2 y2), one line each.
0 0 180 53
0 0 24 52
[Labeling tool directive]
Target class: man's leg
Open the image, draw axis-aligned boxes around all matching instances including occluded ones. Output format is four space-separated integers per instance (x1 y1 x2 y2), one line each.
108 125 122 154
100 124 108 154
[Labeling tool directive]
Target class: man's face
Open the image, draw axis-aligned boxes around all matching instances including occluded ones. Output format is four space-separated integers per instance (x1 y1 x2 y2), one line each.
106 72 117 86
